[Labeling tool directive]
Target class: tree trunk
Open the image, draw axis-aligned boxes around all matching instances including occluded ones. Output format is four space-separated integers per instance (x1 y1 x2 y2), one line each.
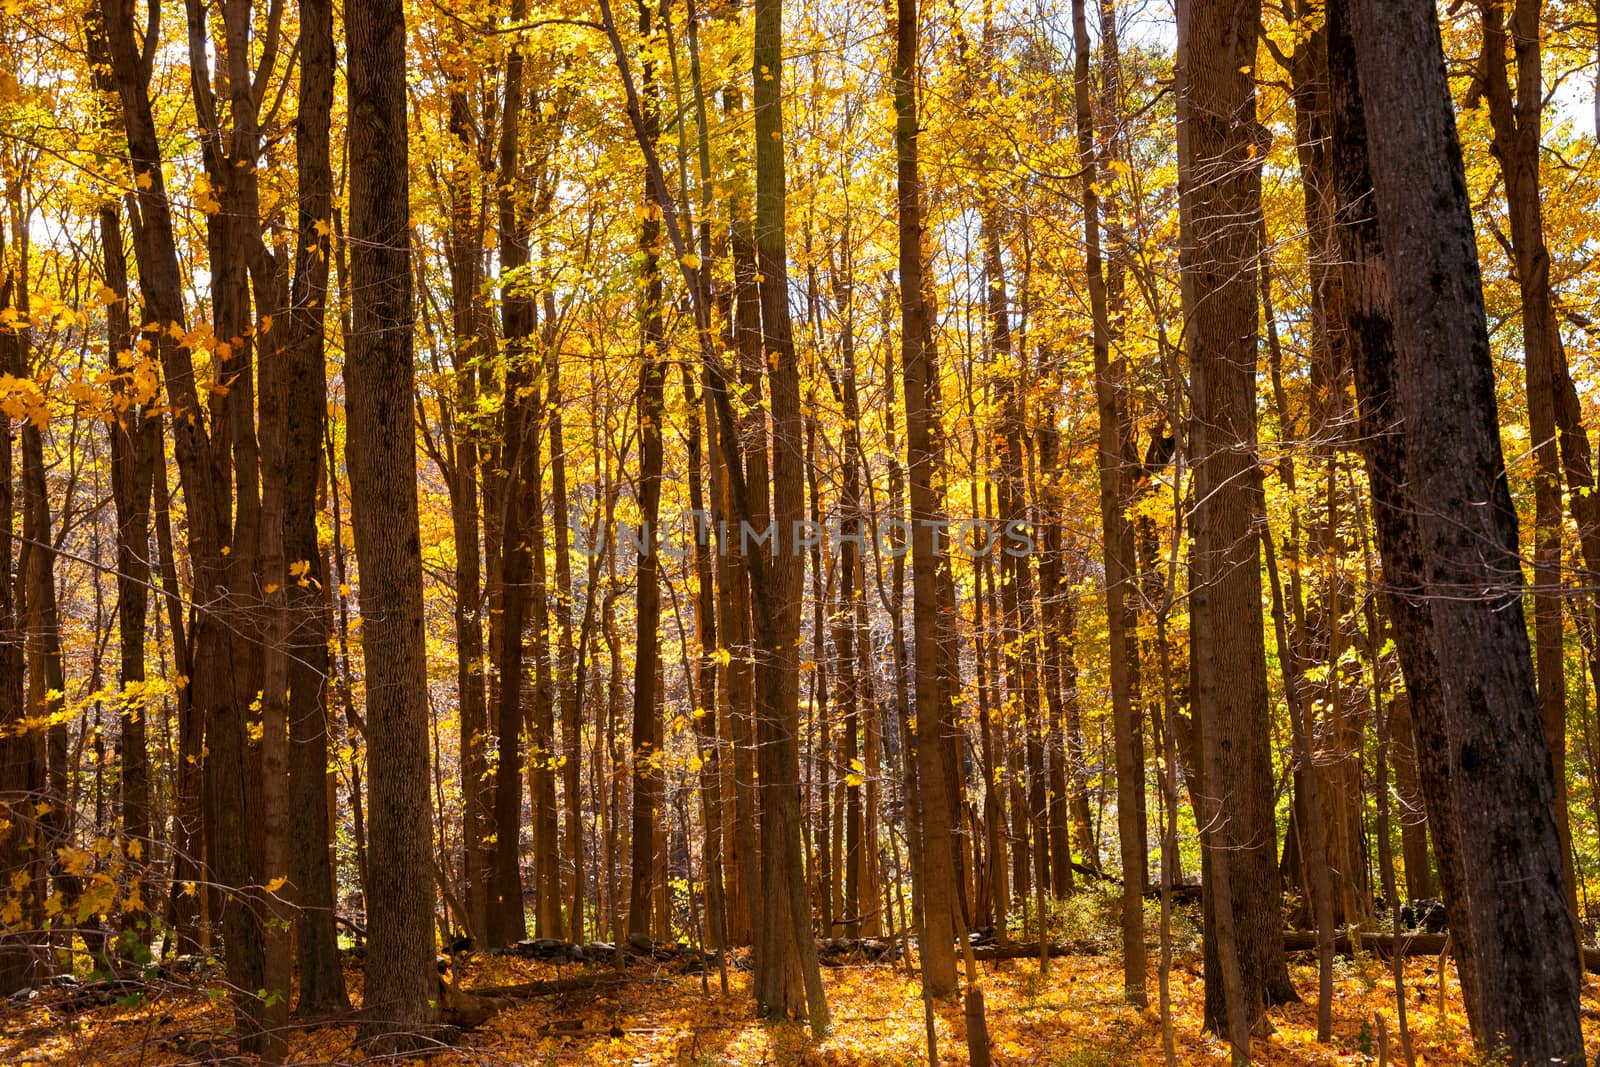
1332 0 1583 1056
628 6 666 939
752 0 830 1028
1071 0 1145 1004
893 0 959 1000
444 79 492 944
0 261 39 995
1175 0 1293 1034
1477 0 1582 927
345 0 439 1046
487 5 534 946
285 0 348 1012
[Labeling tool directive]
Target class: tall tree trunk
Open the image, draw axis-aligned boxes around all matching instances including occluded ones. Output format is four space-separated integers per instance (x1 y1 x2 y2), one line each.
752 0 830 1027
99 197 157 952
893 0 959 999
628 2 666 937
549 315 582 941
1332 0 1582 1057
1477 0 1583 926
445 81 492 944
283 0 348 1011
1175 0 1293 1034
487 5 534 946
100 0 253 1018
345 0 439 1046
1071 0 1145 1003
0 259 39 994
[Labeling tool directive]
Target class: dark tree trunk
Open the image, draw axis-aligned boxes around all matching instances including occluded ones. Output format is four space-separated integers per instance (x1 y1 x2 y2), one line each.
1332 0 1583 1057
0 264 39 995
345 0 439 1047
99 194 157 950
487 5 534 946
286 0 349 1012
893 0 958 1000
628 8 665 937
444 81 492 944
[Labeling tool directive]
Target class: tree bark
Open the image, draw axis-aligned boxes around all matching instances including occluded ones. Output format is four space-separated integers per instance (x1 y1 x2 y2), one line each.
1175 0 1292 1036
345 0 439 1046
892 0 959 1001
1072 0 1145 1005
284 0 348 1013
1333 0 1583 1057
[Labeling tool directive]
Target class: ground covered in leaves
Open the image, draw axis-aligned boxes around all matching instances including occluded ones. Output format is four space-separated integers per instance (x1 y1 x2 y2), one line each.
5 947 1599 1065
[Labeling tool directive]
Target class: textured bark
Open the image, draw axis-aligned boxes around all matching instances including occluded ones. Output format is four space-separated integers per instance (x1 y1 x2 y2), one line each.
1175 0 1293 1036
1333 0 1583 1057
487 4 534 946
1477 0 1583 925
0 263 39 995
628 8 666 938
752 0 830 1028
345 0 439 1046
285 0 348 1012
893 0 958 1000
1072 0 1144 1005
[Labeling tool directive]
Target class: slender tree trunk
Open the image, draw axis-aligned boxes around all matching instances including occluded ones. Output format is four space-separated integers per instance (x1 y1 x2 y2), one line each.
1262 515 1336 1042
0 259 38 994
627 4 666 937
285 0 347 1011
444 79 492 943
487 5 535 945
893 0 959 999
1071 0 1144 1003
751 0 830 1027
1386 694 1434 900
99 194 157 950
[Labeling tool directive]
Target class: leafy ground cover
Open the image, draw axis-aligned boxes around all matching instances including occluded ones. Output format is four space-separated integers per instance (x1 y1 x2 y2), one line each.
4 948 1591 1065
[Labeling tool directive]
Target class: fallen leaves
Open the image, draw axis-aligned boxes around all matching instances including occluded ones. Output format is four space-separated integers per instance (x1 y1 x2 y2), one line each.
1 950 1595 1064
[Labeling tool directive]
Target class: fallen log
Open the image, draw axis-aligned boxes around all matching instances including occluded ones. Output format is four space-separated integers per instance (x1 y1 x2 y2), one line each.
459 970 630 1001
1280 930 1600 975
443 971 632 1029
969 939 1109 962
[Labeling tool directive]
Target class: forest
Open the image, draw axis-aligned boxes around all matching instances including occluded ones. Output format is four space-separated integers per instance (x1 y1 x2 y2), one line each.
3 0 1600 1062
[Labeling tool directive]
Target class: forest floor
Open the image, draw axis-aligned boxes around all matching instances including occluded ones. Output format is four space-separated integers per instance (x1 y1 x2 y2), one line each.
4 946 1599 1065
